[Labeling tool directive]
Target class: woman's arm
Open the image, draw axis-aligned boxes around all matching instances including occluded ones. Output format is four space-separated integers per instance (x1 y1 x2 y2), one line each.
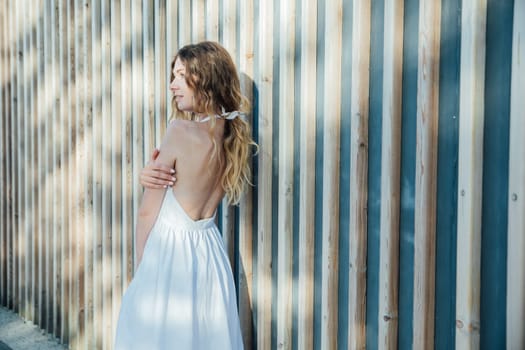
140 148 177 189
135 125 179 267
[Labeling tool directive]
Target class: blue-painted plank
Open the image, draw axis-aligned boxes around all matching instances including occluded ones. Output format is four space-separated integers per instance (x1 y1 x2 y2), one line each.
271 1 281 347
251 0 261 342
434 0 460 348
337 0 353 348
480 0 513 348
313 0 326 348
398 0 419 348
365 0 385 349
292 1 302 348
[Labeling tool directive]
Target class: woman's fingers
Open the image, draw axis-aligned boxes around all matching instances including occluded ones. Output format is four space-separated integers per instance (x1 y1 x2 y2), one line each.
140 156 176 189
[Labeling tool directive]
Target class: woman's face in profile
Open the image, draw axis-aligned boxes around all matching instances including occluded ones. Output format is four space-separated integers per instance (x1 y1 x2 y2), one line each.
170 58 195 112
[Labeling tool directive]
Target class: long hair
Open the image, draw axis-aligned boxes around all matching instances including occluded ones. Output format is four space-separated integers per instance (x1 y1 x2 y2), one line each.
169 41 257 205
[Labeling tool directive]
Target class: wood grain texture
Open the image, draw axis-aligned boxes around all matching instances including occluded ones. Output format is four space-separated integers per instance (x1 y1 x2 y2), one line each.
378 1 403 349
276 0 295 348
256 0 274 347
320 0 343 349
297 0 317 349
506 0 525 348
0 0 6 309
455 1 487 349
238 0 255 346
413 0 441 349
348 1 371 349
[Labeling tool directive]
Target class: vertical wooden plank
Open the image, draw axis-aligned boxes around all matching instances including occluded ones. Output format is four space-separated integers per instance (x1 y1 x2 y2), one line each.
130 0 144 272
455 1 487 349
27 0 37 325
7 0 15 312
100 1 112 348
74 0 88 346
83 0 94 346
143 0 155 156
36 0 45 327
221 0 236 50
0 0 6 308
21 0 30 323
44 0 53 329
413 4 442 350
14 0 22 317
21 0 30 322
166 0 178 121
256 0 274 347
153 0 167 143
110 0 123 345
178 0 191 46
107 1 124 344
4 0 10 310
51 0 60 335
413 0 441 348
91 0 103 347
205 0 219 40
220 0 237 266
192 0 205 42
276 0 295 348
297 0 316 348
121 0 134 287
378 1 403 349
130 0 143 270
57 0 69 341
66 0 78 343
30 0 38 324
348 1 371 349
12 0 19 317
507 2 525 349
320 0 343 348
238 0 255 346
10 0 19 313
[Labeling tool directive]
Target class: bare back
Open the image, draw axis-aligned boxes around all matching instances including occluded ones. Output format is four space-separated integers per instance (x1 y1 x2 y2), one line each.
160 118 226 221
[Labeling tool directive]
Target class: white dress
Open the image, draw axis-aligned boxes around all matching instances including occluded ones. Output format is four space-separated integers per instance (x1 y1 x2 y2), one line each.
114 190 244 350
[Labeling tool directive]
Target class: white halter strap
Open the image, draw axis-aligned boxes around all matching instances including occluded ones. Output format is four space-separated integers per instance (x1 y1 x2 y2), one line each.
196 108 245 123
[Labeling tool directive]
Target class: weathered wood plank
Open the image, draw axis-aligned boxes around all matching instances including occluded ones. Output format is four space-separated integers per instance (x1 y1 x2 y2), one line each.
100 1 112 347
506 0 525 348
348 1 371 349
90 2 103 348
320 0 343 348
238 0 255 346
0 0 7 309
56 0 69 341
35 0 45 328
297 0 317 348
178 0 191 46
455 1 487 349
256 0 274 347
110 0 123 346
378 1 403 348
192 0 205 42
206 0 219 40
219 0 237 266
413 0 441 348
276 0 295 348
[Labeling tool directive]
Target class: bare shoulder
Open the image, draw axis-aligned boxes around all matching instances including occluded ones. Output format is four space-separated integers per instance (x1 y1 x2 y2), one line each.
167 119 213 148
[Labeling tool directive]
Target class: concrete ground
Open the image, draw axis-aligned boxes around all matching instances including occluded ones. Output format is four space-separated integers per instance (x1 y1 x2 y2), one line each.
0 307 66 350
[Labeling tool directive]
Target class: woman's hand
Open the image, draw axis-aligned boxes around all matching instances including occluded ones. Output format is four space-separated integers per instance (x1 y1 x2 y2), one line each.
139 148 176 189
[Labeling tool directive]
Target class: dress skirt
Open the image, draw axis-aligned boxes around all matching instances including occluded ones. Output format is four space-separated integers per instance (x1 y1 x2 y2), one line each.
114 190 243 350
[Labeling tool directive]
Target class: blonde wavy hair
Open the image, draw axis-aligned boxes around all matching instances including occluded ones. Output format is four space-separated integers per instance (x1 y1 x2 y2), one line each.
169 41 257 205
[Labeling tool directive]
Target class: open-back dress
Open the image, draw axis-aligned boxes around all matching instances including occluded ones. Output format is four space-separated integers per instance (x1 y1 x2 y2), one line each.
114 189 243 350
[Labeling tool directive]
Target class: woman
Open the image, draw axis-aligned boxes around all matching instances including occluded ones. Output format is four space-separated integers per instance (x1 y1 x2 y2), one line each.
114 41 256 350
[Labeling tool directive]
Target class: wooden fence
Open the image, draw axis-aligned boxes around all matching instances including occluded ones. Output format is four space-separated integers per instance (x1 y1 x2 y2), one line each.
0 0 524 349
